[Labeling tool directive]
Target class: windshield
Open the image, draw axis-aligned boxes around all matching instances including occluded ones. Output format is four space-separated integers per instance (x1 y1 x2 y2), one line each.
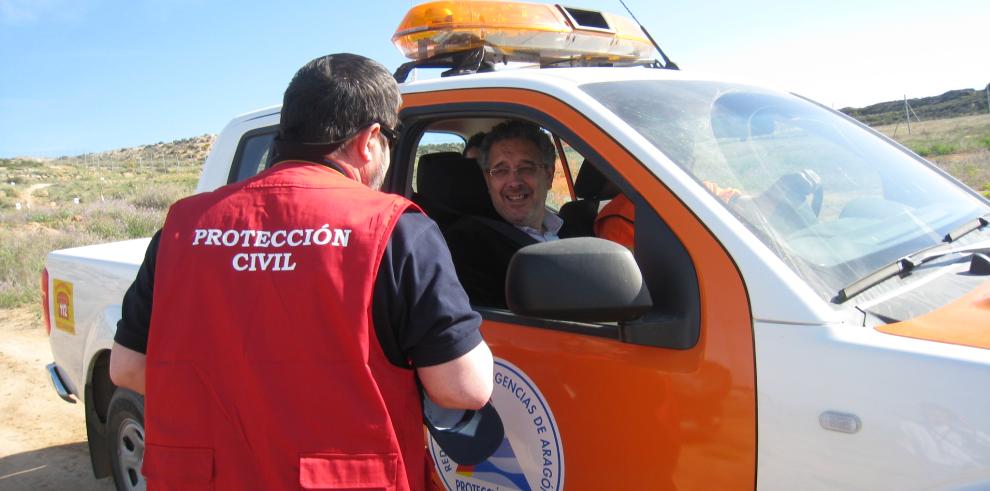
582 80 990 300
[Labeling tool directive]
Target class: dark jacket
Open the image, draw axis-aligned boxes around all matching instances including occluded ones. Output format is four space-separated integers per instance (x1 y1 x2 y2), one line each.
444 215 538 309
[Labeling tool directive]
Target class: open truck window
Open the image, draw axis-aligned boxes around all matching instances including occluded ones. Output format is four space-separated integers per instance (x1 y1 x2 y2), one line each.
391 114 700 350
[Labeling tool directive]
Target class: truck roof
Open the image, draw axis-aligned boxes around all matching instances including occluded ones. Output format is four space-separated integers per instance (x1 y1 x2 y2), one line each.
232 66 785 123
401 65 702 93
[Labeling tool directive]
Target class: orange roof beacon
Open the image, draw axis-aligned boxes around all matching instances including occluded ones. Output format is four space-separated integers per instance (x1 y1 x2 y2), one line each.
44 2 990 490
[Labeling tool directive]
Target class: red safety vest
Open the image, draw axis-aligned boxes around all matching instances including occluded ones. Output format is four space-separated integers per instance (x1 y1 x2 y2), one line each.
143 161 423 490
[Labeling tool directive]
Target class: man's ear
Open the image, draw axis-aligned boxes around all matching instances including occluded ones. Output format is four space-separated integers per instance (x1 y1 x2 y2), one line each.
348 123 382 164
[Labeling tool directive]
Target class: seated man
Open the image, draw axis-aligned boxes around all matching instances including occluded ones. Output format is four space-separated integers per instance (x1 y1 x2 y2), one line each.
445 121 561 308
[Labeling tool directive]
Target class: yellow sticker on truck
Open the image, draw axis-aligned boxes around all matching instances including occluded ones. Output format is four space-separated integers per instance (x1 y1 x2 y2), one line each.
52 279 75 334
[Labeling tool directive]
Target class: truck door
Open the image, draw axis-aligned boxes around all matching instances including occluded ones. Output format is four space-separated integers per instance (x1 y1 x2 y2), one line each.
393 88 757 490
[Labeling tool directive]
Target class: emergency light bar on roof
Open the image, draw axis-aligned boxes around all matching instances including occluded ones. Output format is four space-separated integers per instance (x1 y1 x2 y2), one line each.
391 1 677 82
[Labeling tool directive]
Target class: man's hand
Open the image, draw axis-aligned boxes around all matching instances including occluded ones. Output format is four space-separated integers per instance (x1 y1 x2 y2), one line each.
109 342 147 395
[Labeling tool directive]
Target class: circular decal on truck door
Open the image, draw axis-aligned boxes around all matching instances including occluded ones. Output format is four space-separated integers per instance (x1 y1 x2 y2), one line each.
429 358 564 491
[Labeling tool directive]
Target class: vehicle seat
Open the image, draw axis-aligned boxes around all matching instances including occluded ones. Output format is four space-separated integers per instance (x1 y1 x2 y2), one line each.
413 152 499 231
557 161 619 238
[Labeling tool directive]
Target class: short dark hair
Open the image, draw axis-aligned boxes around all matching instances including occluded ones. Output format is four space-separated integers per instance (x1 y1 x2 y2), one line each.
279 53 400 144
477 121 556 169
463 132 487 156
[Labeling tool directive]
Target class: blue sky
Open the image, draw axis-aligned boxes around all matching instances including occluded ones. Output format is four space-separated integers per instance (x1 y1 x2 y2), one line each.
1 0 987 158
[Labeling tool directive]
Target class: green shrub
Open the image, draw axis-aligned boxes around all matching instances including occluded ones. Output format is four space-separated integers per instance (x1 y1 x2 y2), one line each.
0 158 45 170
911 142 958 157
931 142 958 155
26 209 75 228
130 183 189 210
0 184 13 208
82 200 166 241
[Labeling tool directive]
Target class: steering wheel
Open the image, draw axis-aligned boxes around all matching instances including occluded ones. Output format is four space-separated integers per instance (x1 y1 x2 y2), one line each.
772 169 823 217
730 169 824 236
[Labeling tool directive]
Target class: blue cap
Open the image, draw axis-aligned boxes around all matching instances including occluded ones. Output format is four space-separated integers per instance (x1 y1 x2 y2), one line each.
422 393 504 466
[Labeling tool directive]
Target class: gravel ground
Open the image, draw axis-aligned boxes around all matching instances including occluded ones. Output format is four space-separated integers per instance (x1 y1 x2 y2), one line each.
0 306 114 490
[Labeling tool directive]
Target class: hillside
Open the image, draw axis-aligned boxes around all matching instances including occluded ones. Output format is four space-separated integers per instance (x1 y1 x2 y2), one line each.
63 134 216 165
841 84 990 126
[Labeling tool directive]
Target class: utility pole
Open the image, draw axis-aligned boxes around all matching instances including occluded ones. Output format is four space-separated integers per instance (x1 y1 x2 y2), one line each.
986 85 989 115
904 95 911 135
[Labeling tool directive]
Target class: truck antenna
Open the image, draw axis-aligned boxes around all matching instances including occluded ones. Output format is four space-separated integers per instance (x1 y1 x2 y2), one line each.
618 0 679 70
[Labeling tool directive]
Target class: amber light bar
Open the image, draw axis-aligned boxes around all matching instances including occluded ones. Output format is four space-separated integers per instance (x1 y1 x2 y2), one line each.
392 1 655 64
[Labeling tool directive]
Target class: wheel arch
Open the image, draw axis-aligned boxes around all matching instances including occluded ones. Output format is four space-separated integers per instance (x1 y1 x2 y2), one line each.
85 349 115 478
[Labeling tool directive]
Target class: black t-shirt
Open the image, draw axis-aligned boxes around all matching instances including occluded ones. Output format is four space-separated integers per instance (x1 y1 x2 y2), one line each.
114 212 482 368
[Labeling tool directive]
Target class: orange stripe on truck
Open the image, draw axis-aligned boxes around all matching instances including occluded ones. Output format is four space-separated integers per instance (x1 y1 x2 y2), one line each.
877 279 990 350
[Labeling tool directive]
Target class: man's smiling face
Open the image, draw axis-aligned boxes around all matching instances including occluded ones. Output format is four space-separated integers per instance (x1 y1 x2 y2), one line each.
483 137 554 230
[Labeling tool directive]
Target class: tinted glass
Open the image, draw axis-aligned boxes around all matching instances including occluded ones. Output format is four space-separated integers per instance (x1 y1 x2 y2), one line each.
234 131 276 182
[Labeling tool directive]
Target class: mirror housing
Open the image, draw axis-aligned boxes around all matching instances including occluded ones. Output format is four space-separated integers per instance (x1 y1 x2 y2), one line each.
505 237 652 322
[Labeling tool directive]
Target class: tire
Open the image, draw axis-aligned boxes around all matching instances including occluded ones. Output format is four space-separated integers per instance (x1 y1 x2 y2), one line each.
107 388 146 491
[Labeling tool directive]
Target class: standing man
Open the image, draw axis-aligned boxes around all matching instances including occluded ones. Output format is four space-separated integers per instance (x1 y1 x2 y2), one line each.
110 54 493 491
445 120 561 307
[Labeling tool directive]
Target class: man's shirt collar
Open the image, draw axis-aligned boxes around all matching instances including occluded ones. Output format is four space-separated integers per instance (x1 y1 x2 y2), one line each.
515 209 562 243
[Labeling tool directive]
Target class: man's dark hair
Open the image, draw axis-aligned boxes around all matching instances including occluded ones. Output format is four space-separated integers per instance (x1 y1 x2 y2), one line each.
279 53 400 144
477 121 556 170
463 132 487 157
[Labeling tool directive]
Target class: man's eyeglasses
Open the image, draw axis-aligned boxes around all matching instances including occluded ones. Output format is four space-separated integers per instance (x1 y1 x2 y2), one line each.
486 164 546 180
377 122 400 148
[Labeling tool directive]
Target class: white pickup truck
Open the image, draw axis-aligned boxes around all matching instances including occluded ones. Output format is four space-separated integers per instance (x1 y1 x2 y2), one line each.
43 2 990 490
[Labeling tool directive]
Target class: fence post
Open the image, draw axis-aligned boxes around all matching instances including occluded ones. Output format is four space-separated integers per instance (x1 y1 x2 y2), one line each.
904 95 911 135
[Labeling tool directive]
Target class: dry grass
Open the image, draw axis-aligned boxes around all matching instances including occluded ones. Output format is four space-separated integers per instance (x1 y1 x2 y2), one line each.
0 160 200 308
875 114 990 196
0 226 104 307
875 114 990 151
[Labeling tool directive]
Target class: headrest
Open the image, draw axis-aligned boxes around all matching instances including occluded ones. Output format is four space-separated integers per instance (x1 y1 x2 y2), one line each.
573 160 618 200
417 152 497 217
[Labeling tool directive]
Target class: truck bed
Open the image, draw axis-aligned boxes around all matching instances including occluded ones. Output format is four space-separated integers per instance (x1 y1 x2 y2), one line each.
46 238 151 397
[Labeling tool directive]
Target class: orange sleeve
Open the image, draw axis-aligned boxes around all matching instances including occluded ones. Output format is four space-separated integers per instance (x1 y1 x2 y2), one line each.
703 181 742 204
594 194 636 250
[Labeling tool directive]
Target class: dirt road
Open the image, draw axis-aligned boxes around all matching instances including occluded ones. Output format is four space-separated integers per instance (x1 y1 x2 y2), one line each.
22 183 52 208
0 306 113 490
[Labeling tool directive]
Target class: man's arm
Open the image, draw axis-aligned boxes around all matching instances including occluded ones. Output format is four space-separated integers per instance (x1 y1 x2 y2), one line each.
418 341 493 410
109 229 161 396
109 342 146 394
374 212 494 409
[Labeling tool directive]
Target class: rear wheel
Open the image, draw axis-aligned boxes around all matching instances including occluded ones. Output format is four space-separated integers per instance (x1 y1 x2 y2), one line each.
107 388 146 491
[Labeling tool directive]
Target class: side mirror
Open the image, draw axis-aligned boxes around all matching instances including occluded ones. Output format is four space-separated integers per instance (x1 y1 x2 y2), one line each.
505 237 652 322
